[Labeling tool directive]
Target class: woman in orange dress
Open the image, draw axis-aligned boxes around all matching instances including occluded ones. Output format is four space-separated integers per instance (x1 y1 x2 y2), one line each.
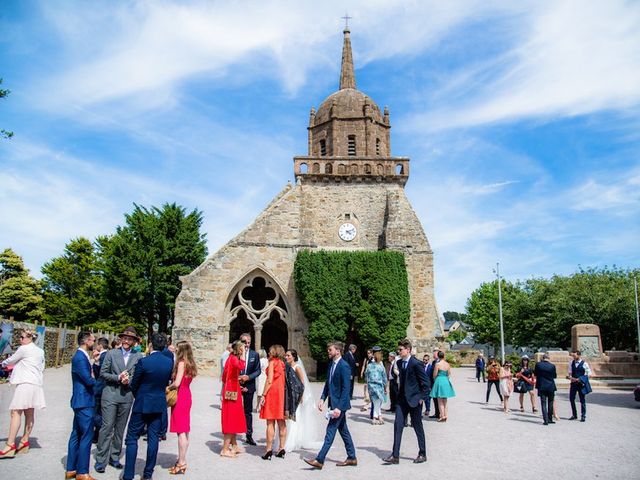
259 344 286 460
220 340 246 458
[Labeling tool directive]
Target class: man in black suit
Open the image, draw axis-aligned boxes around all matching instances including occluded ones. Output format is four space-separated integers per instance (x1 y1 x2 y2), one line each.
345 344 358 400
122 333 173 480
384 339 430 465
238 332 261 445
429 349 441 419
386 352 398 412
534 353 557 425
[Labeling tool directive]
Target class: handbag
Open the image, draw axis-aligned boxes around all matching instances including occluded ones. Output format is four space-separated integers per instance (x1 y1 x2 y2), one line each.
513 379 527 394
166 388 178 408
224 390 238 401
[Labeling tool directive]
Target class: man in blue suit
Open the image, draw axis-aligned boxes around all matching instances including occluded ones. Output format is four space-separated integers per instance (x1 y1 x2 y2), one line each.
92 337 109 444
65 331 97 480
122 333 173 480
384 339 430 464
304 341 357 469
238 332 261 445
534 353 557 425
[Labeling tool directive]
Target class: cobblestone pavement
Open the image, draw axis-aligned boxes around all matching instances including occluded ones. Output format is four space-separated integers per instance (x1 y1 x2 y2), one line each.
1 366 639 479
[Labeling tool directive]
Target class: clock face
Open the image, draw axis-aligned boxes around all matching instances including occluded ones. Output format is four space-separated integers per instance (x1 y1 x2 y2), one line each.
338 222 357 241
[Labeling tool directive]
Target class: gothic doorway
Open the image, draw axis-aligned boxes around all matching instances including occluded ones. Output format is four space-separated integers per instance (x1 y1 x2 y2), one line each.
261 310 288 352
226 271 289 352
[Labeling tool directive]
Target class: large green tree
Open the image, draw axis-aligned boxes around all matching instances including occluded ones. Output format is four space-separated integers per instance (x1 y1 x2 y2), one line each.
294 250 410 360
0 248 43 320
41 237 105 327
99 203 207 336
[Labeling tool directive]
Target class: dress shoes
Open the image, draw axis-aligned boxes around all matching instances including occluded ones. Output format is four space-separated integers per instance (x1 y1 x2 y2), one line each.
65 471 76 479
383 455 399 464
580 418 586 422
336 458 357 467
568 416 577 420
94 463 106 473
548 420 556 424
304 458 324 469
75 474 97 480
429 414 438 419
109 461 124 469
244 436 257 446
543 421 549 425
413 455 427 464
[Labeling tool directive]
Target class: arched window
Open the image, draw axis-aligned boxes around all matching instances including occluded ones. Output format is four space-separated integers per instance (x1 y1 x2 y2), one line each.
325 163 333 174
312 162 320 173
299 163 308 174
395 164 404 175
338 163 346 174
319 139 327 156
376 163 384 174
364 164 372 174
376 138 381 155
348 135 356 156
350 163 358 174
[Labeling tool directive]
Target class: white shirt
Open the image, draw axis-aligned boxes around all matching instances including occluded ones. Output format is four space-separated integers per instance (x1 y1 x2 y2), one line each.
77 347 91 364
1 342 45 386
568 359 592 377
121 347 131 367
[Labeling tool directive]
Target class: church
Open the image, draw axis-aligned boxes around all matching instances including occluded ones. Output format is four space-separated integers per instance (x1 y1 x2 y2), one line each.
173 27 443 375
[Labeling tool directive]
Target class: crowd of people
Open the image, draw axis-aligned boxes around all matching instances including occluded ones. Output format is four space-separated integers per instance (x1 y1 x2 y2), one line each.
0 325 594 476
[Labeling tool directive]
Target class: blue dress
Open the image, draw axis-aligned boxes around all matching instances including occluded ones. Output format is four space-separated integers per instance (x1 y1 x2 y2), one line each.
430 370 456 398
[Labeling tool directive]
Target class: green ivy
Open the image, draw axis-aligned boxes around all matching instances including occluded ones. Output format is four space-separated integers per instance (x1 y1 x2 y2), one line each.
294 250 411 361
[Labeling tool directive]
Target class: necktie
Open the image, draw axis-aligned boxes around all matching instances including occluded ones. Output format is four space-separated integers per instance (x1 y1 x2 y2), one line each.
330 362 336 382
403 360 407 370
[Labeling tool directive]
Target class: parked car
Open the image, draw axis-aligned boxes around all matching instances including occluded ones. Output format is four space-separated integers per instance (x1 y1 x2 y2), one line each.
634 384 640 402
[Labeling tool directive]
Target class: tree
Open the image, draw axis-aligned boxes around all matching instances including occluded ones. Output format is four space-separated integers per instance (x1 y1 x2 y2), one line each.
41 237 105 327
447 328 467 344
1 78 12 139
443 311 468 324
0 248 43 320
99 203 207 336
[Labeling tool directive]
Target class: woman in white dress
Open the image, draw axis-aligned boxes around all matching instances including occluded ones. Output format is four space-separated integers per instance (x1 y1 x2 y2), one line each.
0 329 46 458
255 349 268 412
283 349 323 452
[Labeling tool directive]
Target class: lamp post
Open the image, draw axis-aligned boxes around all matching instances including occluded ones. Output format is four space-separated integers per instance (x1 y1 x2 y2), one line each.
496 263 506 364
634 276 640 355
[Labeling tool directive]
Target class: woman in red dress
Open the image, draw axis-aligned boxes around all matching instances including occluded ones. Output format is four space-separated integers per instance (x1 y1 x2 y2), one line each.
259 344 286 460
167 341 197 475
221 340 246 458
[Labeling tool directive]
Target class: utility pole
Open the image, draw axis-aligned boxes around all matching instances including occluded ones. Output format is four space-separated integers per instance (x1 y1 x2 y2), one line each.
496 263 506 364
634 276 640 355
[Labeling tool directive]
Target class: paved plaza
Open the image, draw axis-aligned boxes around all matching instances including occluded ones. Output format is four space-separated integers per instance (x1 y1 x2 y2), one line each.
1 366 639 480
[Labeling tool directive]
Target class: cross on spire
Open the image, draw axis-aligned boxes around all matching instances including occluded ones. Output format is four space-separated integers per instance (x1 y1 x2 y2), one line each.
342 12 352 30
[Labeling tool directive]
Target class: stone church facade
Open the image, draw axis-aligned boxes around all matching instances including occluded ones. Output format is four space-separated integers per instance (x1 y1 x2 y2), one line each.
173 28 443 376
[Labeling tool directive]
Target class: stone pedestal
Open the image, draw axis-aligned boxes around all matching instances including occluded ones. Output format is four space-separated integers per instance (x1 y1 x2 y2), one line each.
571 324 603 358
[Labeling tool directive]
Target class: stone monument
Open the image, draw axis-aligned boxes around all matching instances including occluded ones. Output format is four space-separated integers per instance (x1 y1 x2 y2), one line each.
571 323 603 358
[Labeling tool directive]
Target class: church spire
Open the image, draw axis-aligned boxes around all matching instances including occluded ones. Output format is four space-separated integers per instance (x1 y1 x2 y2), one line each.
339 27 356 90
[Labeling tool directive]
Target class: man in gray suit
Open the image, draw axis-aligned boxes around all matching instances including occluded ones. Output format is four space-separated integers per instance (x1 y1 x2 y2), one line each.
94 327 143 474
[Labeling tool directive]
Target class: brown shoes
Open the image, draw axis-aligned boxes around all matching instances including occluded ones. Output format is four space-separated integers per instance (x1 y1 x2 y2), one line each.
75 474 97 480
336 458 358 467
303 458 324 469
65 472 76 479
383 455 399 464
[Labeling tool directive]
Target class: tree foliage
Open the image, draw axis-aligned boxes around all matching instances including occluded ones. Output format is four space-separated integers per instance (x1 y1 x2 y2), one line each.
0 248 43 320
465 266 640 351
99 203 207 336
294 250 410 361
41 237 105 327
1 78 13 139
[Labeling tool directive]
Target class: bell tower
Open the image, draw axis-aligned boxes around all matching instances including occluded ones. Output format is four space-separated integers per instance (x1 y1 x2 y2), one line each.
294 28 409 184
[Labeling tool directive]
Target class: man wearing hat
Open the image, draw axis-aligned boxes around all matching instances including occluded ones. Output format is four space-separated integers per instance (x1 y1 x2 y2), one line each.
94 327 143 474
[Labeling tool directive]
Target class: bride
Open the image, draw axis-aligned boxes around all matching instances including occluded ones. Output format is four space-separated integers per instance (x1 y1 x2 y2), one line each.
283 349 323 452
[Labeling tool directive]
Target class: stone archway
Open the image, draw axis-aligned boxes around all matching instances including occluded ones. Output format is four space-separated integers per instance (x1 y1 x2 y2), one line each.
226 270 289 351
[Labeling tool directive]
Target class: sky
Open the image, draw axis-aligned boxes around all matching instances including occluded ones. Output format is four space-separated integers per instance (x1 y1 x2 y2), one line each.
1 0 639 313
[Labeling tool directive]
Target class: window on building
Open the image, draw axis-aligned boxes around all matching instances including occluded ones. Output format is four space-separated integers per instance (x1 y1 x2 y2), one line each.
364 164 372 174
312 163 320 173
325 163 333 174
395 164 404 175
300 163 308 174
376 138 381 155
348 135 356 156
320 139 327 156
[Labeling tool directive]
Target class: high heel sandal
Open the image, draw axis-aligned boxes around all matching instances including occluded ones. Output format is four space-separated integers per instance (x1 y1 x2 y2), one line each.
169 463 187 474
0 443 16 459
261 450 273 460
16 440 29 454
220 448 237 458
275 449 286 458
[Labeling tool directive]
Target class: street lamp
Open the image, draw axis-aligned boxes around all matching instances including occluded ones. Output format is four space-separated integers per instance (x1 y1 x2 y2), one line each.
494 263 506 364
634 276 640 355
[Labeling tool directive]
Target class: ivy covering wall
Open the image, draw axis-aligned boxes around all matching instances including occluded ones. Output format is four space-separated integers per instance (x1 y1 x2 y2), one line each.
294 250 411 361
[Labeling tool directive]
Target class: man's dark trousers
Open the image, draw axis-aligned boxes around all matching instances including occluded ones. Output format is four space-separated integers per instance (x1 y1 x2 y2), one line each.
540 392 555 423
67 407 94 474
123 412 162 480
316 411 356 464
569 384 586 419
242 390 254 437
392 397 425 457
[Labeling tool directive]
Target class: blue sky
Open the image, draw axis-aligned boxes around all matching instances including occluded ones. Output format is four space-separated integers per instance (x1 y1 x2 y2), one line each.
1 1 639 313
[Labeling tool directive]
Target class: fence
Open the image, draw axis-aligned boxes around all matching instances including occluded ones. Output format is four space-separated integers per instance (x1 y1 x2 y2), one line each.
0 317 117 368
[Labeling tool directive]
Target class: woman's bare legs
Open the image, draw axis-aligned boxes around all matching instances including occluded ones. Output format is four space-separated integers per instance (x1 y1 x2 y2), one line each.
265 420 275 453
20 408 34 444
276 420 286 450
6 410 23 447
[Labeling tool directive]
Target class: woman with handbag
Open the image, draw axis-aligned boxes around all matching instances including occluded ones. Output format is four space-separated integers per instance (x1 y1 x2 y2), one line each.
365 346 388 425
0 329 45 459
166 341 197 474
259 344 286 460
499 361 514 413
220 340 246 458
515 356 537 413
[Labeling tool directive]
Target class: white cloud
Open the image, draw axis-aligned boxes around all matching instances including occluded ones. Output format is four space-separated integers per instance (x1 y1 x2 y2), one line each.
567 173 640 213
